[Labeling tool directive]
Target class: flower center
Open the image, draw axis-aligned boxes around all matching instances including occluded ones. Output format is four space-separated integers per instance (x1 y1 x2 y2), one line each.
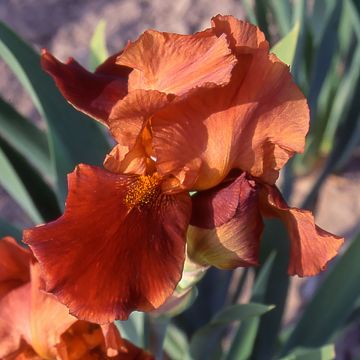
125 173 161 208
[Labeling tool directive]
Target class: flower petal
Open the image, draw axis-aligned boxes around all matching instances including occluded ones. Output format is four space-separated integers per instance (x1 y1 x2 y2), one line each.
152 49 309 189
0 283 32 359
0 237 30 299
29 262 77 359
41 50 131 124
259 184 344 276
211 14 268 51
24 165 191 323
188 174 263 269
117 29 237 95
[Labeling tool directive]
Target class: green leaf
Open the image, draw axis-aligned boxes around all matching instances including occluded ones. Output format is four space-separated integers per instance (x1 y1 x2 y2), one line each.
0 218 22 240
280 345 335 360
225 252 276 360
271 22 300 67
190 303 274 359
0 145 42 223
163 324 192 360
0 21 110 203
89 19 108 71
268 0 292 36
0 96 51 178
282 231 360 353
0 138 61 222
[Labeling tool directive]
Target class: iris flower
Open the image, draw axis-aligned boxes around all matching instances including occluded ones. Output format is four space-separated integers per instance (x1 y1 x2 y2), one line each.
24 15 343 324
0 237 153 359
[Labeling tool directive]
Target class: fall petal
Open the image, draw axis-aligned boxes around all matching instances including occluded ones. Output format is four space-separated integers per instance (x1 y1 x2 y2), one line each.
0 237 30 299
188 174 263 269
153 50 308 189
117 29 236 95
41 50 130 124
259 185 344 276
24 165 191 323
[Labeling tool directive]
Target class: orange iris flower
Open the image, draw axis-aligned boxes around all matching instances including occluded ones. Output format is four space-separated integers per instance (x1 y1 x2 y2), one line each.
0 237 153 359
24 15 343 324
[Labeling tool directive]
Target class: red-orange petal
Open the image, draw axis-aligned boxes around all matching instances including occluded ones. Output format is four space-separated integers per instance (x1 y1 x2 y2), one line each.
0 237 30 299
152 35 308 190
24 165 191 323
41 50 131 125
259 184 344 276
117 29 237 95
188 174 263 269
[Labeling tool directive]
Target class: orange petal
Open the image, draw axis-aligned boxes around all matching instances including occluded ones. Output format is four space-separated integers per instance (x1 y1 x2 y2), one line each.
152 49 309 189
29 262 77 359
41 50 131 125
259 185 344 276
118 339 154 359
188 174 263 269
0 237 30 299
211 14 268 51
117 29 237 95
0 283 32 359
24 165 191 323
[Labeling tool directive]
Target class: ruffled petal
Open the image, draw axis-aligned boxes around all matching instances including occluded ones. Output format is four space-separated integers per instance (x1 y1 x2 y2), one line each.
41 50 131 124
259 184 344 276
188 174 263 269
0 237 30 299
117 29 237 95
211 14 268 51
152 49 309 189
24 165 191 323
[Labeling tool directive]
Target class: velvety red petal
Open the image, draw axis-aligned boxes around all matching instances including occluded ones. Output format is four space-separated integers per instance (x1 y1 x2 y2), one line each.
188 174 263 269
259 185 344 276
41 50 131 124
0 237 30 299
117 29 236 95
24 165 191 323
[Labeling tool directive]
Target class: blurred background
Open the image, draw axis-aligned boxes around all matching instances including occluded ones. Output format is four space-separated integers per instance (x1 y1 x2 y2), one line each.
0 0 359 359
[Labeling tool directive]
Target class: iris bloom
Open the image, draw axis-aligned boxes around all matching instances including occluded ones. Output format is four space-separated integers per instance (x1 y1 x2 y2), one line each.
0 237 153 359
25 15 343 324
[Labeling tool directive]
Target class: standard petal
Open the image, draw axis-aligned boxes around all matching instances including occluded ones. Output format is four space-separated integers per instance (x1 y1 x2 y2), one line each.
24 165 191 323
41 50 131 124
117 29 236 95
188 174 263 269
0 237 30 299
152 50 309 189
211 14 268 51
259 185 344 276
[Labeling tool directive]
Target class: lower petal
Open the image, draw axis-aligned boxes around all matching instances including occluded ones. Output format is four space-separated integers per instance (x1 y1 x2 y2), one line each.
259 184 344 276
24 165 191 323
188 174 263 269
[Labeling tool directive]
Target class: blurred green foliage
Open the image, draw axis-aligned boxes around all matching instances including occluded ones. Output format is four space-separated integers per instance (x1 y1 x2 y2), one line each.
0 0 359 359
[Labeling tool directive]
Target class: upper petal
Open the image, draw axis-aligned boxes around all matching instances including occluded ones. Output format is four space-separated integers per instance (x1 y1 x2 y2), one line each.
152 49 309 189
24 165 191 323
259 184 344 276
0 237 30 299
188 174 263 269
41 50 131 125
117 29 237 95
